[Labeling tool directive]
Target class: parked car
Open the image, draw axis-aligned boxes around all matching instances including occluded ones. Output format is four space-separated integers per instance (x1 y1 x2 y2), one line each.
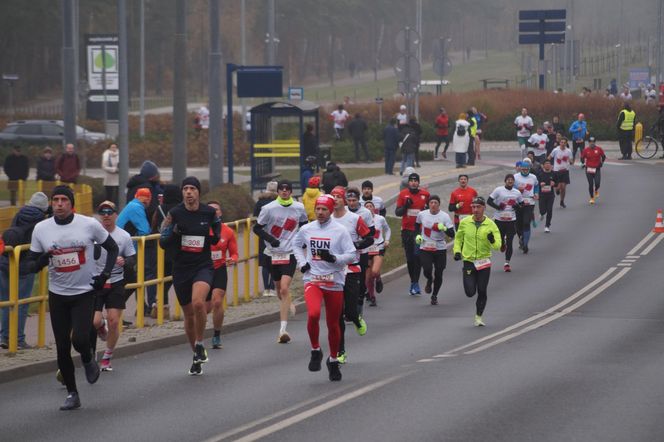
0 120 113 145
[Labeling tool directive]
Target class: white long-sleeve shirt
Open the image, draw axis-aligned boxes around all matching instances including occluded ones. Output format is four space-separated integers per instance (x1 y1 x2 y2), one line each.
293 218 357 291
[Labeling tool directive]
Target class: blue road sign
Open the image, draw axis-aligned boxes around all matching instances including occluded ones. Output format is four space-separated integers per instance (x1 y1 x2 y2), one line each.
519 21 566 33
518 9 567 90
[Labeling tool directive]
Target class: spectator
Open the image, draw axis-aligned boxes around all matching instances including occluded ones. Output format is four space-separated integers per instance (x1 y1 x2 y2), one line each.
302 123 319 168
551 115 565 134
383 118 399 175
301 176 322 222
322 162 348 194
197 105 210 129
399 120 419 175
330 104 350 140
3 145 30 206
452 112 471 169
396 104 408 128
619 87 633 101
36 146 56 182
347 113 370 162
434 107 450 160
645 84 657 104
0 191 49 349
466 110 478 166
55 143 81 184
101 143 120 205
471 106 488 160
300 156 317 192
409 117 423 167
253 181 278 296
126 160 162 222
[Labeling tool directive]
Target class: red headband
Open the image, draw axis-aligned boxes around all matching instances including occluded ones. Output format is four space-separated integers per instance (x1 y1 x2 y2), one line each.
330 186 346 199
315 195 335 212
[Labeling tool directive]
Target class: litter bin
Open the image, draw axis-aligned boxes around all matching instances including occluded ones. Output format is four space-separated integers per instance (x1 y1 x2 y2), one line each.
319 144 332 167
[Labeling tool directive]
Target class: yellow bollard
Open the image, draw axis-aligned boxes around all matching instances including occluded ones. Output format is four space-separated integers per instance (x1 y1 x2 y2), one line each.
37 264 48 348
232 221 240 306
634 121 643 144
7 246 20 353
253 222 259 298
243 218 250 302
156 238 165 325
136 237 146 328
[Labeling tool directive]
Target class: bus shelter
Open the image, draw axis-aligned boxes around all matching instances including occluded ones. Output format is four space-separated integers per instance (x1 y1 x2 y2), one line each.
249 101 319 193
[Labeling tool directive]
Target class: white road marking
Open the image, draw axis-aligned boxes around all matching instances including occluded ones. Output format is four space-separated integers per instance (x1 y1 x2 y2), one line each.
625 255 640 259
617 263 632 267
417 359 436 362
620 259 637 263
433 354 457 358
628 231 655 255
640 234 664 256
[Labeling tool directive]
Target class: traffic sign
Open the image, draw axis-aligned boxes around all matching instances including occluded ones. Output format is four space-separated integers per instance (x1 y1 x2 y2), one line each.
288 87 303 101
394 55 421 83
395 27 420 54
519 33 566 45
375 97 384 104
519 9 566 20
518 9 567 90
433 58 452 77
519 21 566 33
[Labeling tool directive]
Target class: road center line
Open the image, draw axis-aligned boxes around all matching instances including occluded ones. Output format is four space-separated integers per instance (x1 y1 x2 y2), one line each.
640 234 664 256
628 231 655 256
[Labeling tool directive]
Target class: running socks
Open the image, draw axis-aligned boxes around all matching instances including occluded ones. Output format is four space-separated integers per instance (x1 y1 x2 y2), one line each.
280 321 287 334
102 349 113 360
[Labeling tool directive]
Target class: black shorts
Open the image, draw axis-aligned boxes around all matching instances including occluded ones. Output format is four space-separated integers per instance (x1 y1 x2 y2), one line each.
554 170 570 184
95 280 126 311
268 254 296 281
206 266 228 301
173 264 214 306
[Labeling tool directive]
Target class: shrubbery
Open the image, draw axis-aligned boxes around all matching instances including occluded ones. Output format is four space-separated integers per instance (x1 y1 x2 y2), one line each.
201 182 255 222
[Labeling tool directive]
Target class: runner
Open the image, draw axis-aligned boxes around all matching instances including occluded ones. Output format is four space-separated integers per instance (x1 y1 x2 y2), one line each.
536 159 557 233
527 126 548 164
293 195 357 381
395 172 430 295
487 175 523 272
91 201 136 373
360 180 386 216
253 180 308 344
330 186 372 364
548 137 573 208
453 197 502 326
205 201 238 349
580 136 606 205
415 195 455 305
27 185 119 410
513 161 539 254
363 200 391 307
514 107 534 159
330 104 350 140
345 187 375 314
569 113 589 162
159 177 221 376
448 174 478 230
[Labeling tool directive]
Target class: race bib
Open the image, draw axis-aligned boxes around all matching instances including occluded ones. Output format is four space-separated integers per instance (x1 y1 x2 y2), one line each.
586 167 596 174
407 209 420 217
541 185 552 193
473 258 491 270
52 252 81 273
271 253 291 265
311 273 334 287
496 210 514 221
211 250 222 261
421 240 437 252
368 244 380 256
181 235 205 252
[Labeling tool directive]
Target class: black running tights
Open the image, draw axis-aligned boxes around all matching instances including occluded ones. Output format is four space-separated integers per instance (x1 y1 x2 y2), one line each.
538 193 555 228
339 273 362 354
419 250 446 297
586 169 601 197
402 230 421 283
462 262 491 316
495 220 516 261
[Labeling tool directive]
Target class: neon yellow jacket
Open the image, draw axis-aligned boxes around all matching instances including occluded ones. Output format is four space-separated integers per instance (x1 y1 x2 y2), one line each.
453 215 502 261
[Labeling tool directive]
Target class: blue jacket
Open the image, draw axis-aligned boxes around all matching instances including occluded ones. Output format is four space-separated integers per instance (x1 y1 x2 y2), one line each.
568 121 588 141
383 124 400 151
117 199 151 236
301 167 314 192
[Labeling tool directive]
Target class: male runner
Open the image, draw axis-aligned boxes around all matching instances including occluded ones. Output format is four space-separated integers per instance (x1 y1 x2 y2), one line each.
487 175 523 272
293 195 357 381
363 201 390 306
253 180 308 343
448 174 478 230
548 137 572 208
536 159 557 233
415 195 455 305
360 180 386 216
453 197 502 326
395 173 430 295
346 187 375 313
580 136 606 205
160 177 220 376
513 162 539 253
28 185 119 410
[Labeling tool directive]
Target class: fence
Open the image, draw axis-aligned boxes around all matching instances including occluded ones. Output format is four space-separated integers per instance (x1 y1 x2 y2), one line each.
0 216 260 354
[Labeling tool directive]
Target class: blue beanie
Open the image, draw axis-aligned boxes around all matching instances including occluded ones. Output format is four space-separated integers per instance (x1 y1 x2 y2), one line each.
140 161 159 180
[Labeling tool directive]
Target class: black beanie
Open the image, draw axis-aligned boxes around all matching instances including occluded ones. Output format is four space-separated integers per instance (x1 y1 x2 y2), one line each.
181 176 201 192
51 185 75 207
407 173 420 182
361 180 373 189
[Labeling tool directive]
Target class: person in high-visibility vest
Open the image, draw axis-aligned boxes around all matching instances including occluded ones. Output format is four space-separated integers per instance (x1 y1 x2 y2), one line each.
466 109 478 166
616 102 636 160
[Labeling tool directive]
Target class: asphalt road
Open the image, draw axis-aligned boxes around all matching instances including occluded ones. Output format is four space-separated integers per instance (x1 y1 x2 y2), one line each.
2 153 663 442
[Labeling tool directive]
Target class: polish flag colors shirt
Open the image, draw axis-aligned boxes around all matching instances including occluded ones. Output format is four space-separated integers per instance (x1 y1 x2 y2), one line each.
513 173 539 205
416 210 454 251
396 188 431 231
527 133 548 156
514 115 534 137
257 200 308 256
371 215 391 251
333 210 370 272
449 186 478 222
95 226 135 284
30 214 110 295
210 223 239 269
550 147 572 171
581 145 606 169
489 186 524 222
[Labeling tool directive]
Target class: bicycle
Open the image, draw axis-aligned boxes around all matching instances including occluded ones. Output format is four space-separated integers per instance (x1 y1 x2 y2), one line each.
635 127 663 159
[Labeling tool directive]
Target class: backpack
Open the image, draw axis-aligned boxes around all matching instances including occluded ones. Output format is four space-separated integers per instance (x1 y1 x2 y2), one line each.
456 124 466 137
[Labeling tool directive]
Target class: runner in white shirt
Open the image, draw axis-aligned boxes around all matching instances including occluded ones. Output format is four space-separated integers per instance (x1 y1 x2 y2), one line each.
253 180 308 343
363 201 391 307
345 187 375 314
396 104 408 127
330 104 350 140
487 175 523 272
415 195 455 305
360 180 386 216
513 162 540 254
514 107 534 158
293 195 357 382
28 185 119 410
527 126 548 163
548 137 572 208
90 201 136 373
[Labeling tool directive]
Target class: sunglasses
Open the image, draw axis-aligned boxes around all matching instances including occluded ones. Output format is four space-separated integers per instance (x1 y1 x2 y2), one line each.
98 209 115 215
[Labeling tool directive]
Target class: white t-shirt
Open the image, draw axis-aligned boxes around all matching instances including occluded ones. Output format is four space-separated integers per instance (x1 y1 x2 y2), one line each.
331 110 350 129
361 195 385 213
371 215 391 250
527 133 548 156
513 173 539 205
514 115 534 137
30 215 110 295
396 112 408 125
95 226 136 284
198 106 210 129
256 200 308 256
489 186 523 222
550 146 572 171
416 210 454 251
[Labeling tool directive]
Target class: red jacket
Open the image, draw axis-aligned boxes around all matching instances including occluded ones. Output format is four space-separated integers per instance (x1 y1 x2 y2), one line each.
210 224 239 269
55 153 81 183
580 146 606 168
435 114 449 136
449 186 478 222
396 188 430 231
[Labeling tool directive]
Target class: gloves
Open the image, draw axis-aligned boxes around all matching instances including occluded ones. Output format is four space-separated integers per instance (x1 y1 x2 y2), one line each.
404 197 413 208
487 232 495 244
454 252 462 261
317 249 336 263
434 223 447 232
91 272 110 291
300 263 311 273
415 234 423 245
268 237 281 248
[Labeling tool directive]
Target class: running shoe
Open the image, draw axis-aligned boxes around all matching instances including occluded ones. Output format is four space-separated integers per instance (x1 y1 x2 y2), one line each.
474 315 485 327
409 282 416 296
308 349 323 371
188 360 202 376
560 202 567 208
595 190 599 198
97 319 108 342
356 317 367 336
278 331 291 344
211 335 223 349
326 358 342 381
430 296 438 305
544 227 551 233
412 282 422 295
523 245 529 254
194 344 209 364
83 359 101 384
100 358 113 372
337 351 348 364
369 297 377 307
504 263 511 272
425 278 433 294
375 277 383 293
56 369 65 386
589 198 595 205
59 392 81 411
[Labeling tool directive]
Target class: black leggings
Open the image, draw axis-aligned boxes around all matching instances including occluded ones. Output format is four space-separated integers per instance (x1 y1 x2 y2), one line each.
339 273 362 354
49 291 96 394
586 169 601 197
401 230 421 283
462 261 491 316
572 140 585 160
419 250 446 297
515 205 534 237
359 253 369 305
539 193 555 227
434 135 450 156
495 220 516 261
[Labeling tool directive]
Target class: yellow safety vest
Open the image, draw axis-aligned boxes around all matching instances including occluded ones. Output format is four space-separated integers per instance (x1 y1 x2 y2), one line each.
470 116 478 137
620 110 635 131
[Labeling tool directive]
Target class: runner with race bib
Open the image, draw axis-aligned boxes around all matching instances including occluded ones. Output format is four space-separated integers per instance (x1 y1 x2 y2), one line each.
513 161 539 254
362 201 390 307
580 136 606 205
448 174 478 230
487 174 524 273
